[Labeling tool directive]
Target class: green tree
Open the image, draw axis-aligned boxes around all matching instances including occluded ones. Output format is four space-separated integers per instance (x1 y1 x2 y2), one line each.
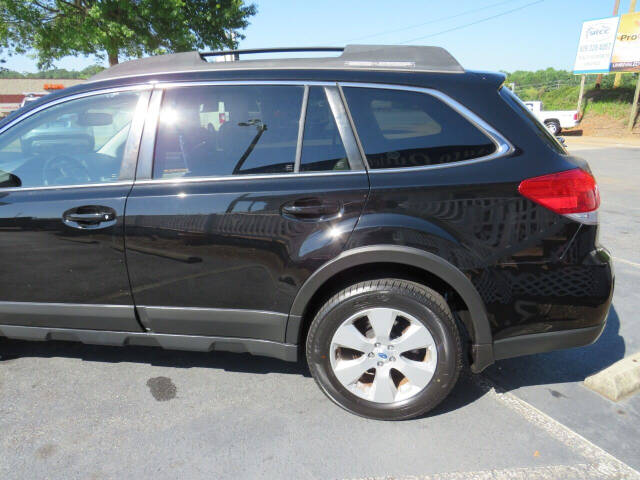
0 0 256 68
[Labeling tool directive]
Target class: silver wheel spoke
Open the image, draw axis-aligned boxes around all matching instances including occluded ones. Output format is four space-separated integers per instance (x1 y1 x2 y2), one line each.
367 308 396 343
395 324 434 353
333 357 370 386
331 324 372 353
372 368 397 402
395 358 434 390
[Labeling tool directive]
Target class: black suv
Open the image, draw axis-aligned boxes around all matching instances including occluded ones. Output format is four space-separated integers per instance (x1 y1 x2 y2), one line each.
0 45 613 420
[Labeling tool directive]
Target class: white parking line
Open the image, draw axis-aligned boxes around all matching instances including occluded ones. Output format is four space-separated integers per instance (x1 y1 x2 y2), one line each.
346 375 640 480
347 464 625 480
615 257 640 269
473 375 640 479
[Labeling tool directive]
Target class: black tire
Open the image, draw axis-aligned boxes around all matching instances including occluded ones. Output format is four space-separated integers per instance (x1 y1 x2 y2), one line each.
544 120 561 135
306 279 462 420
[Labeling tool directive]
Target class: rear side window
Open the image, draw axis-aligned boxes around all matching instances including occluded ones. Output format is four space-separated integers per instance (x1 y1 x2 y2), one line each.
499 87 566 155
342 87 497 169
300 87 349 172
153 85 303 178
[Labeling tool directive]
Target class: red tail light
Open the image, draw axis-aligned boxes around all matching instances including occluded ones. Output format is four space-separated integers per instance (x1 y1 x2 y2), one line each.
518 168 600 214
573 112 579 121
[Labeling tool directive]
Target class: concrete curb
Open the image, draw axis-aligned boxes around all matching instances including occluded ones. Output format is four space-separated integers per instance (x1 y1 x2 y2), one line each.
584 352 640 401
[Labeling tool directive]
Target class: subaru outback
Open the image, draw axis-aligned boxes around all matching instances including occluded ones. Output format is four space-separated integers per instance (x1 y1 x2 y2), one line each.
0 45 613 420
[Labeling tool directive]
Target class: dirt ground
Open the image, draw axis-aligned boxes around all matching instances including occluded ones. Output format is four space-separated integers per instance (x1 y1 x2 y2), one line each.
564 113 640 138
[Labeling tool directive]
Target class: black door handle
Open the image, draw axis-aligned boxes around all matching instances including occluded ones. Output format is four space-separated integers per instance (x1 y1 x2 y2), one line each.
63 206 117 229
281 199 342 221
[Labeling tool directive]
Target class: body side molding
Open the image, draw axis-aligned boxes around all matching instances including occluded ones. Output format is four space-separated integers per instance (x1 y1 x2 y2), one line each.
136 305 288 342
286 245 494 372
0 302 141 332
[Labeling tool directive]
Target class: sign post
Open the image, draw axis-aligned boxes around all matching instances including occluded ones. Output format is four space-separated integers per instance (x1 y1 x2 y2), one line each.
577 74 587 115
609 11 640 131
628 76 640 132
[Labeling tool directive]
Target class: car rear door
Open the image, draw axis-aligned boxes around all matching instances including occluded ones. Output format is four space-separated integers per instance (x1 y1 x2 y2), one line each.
124 82 369 342
0 87 150 332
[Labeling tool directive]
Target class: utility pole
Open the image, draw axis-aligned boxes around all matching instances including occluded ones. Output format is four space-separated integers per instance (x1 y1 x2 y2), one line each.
614 0 636 88
598 0 621 88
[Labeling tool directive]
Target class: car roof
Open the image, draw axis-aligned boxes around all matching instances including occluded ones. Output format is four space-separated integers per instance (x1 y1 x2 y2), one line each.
88 45 464 83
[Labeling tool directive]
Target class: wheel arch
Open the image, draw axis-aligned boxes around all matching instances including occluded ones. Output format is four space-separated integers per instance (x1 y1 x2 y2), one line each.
286 245 494 372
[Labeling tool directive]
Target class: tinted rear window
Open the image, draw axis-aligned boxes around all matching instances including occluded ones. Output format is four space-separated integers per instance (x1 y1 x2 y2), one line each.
342 87 496 169
499 87 566 155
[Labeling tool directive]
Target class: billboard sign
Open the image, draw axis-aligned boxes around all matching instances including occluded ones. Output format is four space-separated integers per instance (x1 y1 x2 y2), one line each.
610 11 640 72
573 17 619 74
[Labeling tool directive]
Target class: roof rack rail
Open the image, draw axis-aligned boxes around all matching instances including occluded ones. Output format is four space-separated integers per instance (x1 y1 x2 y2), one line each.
88 45 464 83
200 47 344 58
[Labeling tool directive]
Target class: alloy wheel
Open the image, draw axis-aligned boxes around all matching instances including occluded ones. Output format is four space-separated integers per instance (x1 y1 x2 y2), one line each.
329 307 438 403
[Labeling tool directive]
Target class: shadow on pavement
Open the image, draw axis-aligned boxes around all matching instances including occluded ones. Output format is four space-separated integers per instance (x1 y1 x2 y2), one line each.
0 337 312 377
4 306 617 414
0 332 491 416
483 305 625 391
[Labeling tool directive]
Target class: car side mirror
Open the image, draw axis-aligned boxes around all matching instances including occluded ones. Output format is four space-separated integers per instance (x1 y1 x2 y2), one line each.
77 112 113 126
0 172 22 188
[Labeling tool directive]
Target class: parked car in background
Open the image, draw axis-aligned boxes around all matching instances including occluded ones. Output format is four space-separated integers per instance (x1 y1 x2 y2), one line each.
524 100 578 135
0 45 612 420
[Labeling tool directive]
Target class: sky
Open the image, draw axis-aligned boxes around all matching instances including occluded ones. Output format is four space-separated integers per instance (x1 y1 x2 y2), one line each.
2 0 636 73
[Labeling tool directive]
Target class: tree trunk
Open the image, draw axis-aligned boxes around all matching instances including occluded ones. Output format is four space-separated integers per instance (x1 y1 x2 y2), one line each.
108 51 119 66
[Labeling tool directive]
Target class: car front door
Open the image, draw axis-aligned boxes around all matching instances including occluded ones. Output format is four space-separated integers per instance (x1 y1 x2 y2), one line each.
124 83 369 342
0 87 150 332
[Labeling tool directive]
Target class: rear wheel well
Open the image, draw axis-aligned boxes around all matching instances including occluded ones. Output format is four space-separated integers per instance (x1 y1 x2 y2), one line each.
297 262 473 353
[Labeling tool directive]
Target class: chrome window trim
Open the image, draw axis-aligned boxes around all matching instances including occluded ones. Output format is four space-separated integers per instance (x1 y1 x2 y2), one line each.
133 169 365 186
0 79 513 191
144 80 365 181
338 82 515 174
293 85 309 173
136 89 164 180
0 181 134 193
338 85 369 171
324 86 366 172
118 90 152 180
155 80 338 89
145 80 513 176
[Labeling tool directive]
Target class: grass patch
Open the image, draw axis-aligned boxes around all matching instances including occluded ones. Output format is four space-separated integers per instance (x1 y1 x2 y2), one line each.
518 85 636 122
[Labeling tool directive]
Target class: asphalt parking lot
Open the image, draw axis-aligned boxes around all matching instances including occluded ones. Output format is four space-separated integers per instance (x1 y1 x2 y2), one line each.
1 139 639 480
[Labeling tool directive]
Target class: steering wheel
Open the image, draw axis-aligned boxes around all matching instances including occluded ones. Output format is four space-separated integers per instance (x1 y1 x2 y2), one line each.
43 155 92 186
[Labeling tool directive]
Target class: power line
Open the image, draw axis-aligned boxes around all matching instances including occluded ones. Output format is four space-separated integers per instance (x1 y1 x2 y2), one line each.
344 0 522 43
398 0 547 44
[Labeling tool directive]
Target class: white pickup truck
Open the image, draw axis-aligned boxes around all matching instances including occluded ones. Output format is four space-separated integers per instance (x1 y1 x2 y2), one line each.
523 101 579 135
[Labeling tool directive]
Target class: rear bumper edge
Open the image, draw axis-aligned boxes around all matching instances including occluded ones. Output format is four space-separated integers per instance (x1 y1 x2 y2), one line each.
492 322 606 361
